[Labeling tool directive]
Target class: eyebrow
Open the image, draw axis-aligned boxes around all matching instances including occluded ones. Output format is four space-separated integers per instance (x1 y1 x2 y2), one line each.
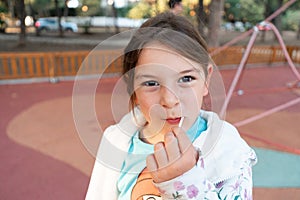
179 68 200 74
134 67 201 80
134 74 157 80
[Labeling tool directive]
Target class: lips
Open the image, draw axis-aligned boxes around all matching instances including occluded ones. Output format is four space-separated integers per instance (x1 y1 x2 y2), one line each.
166 117 181 125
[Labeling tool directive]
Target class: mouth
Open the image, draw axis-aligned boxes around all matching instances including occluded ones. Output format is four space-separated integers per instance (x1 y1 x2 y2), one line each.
165 117 182 125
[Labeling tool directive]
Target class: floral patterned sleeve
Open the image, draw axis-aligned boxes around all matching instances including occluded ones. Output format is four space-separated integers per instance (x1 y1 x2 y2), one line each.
214 164 254 200
153 154 256 200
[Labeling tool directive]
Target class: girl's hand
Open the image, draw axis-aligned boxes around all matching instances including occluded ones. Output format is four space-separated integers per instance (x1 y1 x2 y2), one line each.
146 127 199 183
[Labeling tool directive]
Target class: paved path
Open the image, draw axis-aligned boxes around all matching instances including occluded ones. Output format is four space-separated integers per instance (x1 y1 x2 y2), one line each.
1 66 300 199
0 32 130 47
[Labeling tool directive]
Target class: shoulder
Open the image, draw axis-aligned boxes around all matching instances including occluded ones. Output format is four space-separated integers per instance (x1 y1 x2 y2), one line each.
200 110 244 145
199 110 255 161
100 109 146 152
95 111 141 173
198 111 257 182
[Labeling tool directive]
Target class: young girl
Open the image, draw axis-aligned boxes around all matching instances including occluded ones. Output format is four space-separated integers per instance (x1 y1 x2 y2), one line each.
86 12 257 200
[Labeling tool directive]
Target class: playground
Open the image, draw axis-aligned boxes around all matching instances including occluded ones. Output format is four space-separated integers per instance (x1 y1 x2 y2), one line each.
1 63 300 199
0 1 300 200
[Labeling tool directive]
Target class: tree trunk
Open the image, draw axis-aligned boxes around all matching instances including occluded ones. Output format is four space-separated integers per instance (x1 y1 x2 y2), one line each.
273 0 283 41
55 0 64 37
63 0 69 17
297 21 300 40
9 0 15 18
207 0 224 47
197 0 206 40
261 0 273 42
16 0 26 46
260 0 272 43
112 2 119 34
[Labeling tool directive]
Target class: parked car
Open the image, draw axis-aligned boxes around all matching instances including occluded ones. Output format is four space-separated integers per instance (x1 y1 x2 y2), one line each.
222 21 252 32
35 18 78 33
234 21 246 32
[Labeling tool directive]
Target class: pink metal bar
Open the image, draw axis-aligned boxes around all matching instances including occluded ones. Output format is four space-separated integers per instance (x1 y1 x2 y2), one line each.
234 97 300 127
220 22 300 118
219 27 260 117
241 131 300 155
210 29 253 57
268 22 300 80
265 0 297 22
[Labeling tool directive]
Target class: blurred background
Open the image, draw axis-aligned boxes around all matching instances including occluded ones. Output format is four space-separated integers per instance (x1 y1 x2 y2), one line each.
1 1 300 200
0 0 300 49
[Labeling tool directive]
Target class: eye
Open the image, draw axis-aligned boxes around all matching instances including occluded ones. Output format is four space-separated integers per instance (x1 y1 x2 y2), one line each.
142 80 159 87
178 76 195 83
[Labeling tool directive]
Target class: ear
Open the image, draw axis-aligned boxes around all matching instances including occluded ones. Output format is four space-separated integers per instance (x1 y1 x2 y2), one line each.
203 64 213 96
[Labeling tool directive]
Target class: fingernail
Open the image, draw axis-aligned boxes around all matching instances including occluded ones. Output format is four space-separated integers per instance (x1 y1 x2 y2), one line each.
154 142 164 150
165 132 174 140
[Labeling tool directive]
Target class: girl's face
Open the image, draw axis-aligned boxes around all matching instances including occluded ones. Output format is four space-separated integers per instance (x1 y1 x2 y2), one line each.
133 43 211 143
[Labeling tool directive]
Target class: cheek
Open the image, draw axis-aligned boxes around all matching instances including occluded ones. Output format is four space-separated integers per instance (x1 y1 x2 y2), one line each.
135 90 152 106
135 90 159 117
181 86 205 110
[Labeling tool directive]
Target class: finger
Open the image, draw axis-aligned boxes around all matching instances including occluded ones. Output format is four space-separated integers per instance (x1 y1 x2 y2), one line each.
153 142 169 169
164 132 181 163
146 154 158 172
172 127 193 154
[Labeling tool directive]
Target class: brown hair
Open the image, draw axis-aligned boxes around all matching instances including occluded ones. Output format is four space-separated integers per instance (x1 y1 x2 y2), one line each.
122 12 210 111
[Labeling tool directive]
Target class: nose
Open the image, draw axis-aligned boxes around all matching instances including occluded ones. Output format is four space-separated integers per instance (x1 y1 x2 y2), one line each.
159 86 179 108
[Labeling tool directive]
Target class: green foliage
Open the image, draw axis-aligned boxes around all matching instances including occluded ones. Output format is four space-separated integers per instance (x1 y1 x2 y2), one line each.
116 5 133 18
156 0 168 12
77 0 101 16
225 0 264 24
30 0 101 17
0 1 7 13
94 7 106 16
239 0 264 24
225 0 300 30
288 0 300 10
282 10 300 31
32 0 54 10
127 0 168 19
224 0 240 21
261 0 279 12
32 0 59 17
127 1 151 19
